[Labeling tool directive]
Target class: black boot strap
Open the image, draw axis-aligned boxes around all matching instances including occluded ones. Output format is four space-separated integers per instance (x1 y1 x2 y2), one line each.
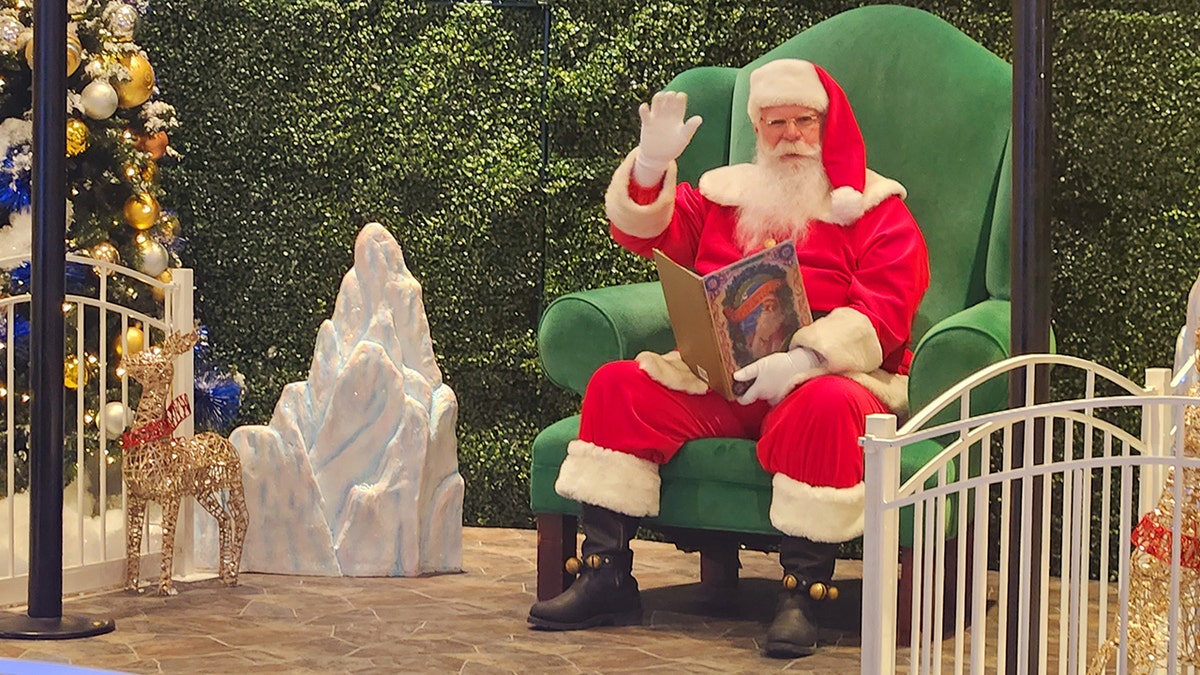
781 573 839 601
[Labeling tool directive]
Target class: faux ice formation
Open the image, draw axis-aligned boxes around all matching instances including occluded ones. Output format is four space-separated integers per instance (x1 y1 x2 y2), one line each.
219 223 463 576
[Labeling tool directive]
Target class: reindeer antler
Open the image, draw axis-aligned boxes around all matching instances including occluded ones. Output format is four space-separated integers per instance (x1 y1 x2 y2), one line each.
159 330 200 358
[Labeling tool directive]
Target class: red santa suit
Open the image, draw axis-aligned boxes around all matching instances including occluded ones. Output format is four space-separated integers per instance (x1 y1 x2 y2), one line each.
554 65 930 544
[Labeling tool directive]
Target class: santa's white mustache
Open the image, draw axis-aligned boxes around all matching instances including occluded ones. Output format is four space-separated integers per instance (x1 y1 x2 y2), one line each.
768 140 821 158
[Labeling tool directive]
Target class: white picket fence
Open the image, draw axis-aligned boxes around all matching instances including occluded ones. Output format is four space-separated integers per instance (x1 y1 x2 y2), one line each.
862 354 1200 674
0 254 197 606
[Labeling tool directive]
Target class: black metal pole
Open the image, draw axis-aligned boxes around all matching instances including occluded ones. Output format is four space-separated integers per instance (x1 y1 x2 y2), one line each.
28 0 69 617
1009 0 1052 669
0 0 114 640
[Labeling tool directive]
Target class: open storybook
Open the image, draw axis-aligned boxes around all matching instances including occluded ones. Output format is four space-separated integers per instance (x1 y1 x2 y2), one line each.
654 241 813 401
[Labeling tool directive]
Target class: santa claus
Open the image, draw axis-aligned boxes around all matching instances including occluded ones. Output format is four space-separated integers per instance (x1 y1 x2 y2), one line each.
527 58 930 659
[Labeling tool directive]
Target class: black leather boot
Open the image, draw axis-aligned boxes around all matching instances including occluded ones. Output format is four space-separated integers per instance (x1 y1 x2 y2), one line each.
527 504 642 630
763 536 840 658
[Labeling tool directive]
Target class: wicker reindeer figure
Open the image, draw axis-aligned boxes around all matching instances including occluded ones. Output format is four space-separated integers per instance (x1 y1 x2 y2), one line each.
120 330 248 595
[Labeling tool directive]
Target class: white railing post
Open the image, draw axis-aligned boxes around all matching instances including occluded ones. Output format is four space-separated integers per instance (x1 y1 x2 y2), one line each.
166 268 197 577
862 412 900 675
1140 368 1171 518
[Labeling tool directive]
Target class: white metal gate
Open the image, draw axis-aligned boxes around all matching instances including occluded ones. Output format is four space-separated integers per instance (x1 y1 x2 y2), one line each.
0 254 194 606
862 354 1200 674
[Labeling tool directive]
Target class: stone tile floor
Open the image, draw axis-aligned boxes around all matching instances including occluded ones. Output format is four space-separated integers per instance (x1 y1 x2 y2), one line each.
0 527 1116 674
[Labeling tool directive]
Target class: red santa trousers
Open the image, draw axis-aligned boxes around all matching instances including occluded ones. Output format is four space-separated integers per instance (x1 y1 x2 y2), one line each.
558 359 889 542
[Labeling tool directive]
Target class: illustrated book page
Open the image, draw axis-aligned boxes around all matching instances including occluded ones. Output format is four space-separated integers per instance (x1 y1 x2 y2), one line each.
654 241 812 401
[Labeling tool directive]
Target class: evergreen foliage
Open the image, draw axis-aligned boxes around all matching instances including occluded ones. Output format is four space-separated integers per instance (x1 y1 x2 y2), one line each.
141 0 1199 529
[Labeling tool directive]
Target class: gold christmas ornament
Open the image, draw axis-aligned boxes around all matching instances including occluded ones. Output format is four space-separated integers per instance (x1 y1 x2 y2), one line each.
90 241 120 273
64 354 88 390
115 53 154 108
151 268 172 302
67 33 82 76
114 326 144 357
123 193 160 230
24 32 83 76
135 130 168 159
66 118 89 156
121 331 248 595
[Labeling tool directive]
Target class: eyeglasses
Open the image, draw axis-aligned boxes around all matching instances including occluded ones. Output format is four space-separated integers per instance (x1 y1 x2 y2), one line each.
761 114 822 132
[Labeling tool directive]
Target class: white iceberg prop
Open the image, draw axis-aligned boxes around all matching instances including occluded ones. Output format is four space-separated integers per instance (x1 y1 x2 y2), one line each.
210 223 463 576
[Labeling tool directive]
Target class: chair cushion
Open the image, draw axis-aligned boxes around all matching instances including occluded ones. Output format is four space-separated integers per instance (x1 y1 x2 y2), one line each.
531 415 957 546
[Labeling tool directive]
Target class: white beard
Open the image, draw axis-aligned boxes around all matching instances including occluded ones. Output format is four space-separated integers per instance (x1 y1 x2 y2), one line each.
734 139 831 251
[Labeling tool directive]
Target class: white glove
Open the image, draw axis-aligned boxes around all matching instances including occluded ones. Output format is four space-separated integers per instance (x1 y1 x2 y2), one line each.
632 91 703 187
733 347 822 406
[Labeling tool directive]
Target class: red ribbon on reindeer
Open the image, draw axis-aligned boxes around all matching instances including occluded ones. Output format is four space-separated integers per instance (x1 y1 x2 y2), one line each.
120 393 192 449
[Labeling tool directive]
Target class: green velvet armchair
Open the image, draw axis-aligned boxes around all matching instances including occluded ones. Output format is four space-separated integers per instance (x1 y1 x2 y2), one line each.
531 4 1018 624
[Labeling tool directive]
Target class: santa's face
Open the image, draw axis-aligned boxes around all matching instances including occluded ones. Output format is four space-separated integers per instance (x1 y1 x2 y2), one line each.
755 104 823 162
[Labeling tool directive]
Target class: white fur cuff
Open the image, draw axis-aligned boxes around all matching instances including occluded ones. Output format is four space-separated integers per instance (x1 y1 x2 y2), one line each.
605 149 677 239
555 440 661 517
829 185 864 225
770 473 865 542
789 307 883 374
846 370 909 416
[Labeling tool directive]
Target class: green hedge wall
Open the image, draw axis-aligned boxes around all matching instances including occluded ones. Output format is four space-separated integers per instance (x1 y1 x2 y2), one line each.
142 1 1200 528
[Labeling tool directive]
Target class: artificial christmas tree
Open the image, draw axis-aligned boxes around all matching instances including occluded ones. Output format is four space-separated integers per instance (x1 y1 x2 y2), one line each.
0 0 240 512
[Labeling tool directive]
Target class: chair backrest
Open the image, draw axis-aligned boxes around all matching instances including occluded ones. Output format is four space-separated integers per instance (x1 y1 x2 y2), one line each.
667 5 1012 343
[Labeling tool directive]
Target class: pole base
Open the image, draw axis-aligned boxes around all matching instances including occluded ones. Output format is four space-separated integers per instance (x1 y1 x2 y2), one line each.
0 613 115 640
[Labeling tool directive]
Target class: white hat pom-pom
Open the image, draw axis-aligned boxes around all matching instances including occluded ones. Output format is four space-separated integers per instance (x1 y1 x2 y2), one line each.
830 186 865 225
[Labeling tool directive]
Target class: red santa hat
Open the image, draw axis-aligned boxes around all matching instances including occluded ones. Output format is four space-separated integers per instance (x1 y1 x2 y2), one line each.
747 59 867 225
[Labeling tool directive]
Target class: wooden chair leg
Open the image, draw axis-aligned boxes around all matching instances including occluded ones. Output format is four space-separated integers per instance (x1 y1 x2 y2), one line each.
699 541 740 591
897 529 976 644
535 513 577 601
696 539 741 612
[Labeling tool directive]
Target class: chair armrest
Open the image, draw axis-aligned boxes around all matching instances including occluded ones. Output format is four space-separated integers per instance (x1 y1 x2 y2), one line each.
908 299 1013 423
538 282 676 396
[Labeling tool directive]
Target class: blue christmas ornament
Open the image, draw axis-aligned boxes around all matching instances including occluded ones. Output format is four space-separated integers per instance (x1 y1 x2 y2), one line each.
0 148 31 213
193 324 211 358
193 362 244 433
0 311 31 363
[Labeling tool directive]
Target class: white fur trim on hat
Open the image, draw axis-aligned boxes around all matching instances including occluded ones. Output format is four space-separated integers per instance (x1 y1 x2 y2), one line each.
789 307 883 374
770 472 865 542
555 440 661 517
605 148 677 239
635 350 709 395
747 59 829 122
829 186 864 225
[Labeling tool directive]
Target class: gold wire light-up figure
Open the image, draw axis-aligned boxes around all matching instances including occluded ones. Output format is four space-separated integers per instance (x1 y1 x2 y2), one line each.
121 331 248 595
1088 338 1200 673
